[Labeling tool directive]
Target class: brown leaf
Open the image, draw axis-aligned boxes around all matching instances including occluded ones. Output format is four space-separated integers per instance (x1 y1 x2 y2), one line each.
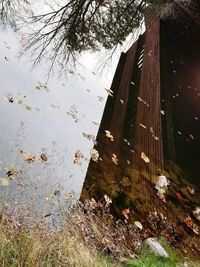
122 208 130 220
141 152 150 163
40 153 48 162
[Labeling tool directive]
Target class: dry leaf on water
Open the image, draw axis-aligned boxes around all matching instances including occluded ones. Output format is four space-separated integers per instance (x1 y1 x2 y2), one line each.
74 150 84 165
187 186 195 195
104 195 112 206
139 123 147 129
21 150 36 164
141 152 150 163
112 153 118 165
90 148 99 162
134 221 143 230
6 165 17 179
82 132 96 143
184 217 199 235
0 178 10 186
122 208 130 220
40 153 48 162
101 237 112 247
105 130 114 141
105 88 113 97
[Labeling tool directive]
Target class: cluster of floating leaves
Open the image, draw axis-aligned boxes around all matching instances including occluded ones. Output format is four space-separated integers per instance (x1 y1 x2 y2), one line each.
105 130 114 141
68 199 145 259
35 81 49 92
0 165 18 187
67 105 79 123
139 123 159 141
111 153 118 165
4 93 32 111
82 132 96 144
20 150 48 164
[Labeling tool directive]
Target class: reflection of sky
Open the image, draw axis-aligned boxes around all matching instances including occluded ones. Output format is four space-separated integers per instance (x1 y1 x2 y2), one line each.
0 27 114 216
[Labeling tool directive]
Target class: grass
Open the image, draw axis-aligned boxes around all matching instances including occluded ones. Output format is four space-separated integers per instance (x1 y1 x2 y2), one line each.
124 238 179 267
125 254 200 267
0 200 200 267
0 215 116 267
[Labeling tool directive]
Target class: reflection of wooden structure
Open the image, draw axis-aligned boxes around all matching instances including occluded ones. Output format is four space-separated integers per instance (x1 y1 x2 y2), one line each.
81 0 200 216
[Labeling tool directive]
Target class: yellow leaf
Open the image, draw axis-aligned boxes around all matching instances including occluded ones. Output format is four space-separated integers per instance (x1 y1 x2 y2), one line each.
0 178 10 186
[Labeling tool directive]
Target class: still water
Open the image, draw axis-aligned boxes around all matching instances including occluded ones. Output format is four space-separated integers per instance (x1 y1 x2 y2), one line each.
0 27 109 222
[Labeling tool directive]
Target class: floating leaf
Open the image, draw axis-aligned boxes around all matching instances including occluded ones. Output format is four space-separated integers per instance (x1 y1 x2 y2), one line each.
101 237 112 247
25 155 35 163
187 186 195 195
21 150 36 164
175 192 184 202
40 153 48 162
141 152 150 163
97 96 104 102
67 105 79 123
104 194 112 206
122 208 130 220
74 150 84 165
105 88 113 97
82 132 96 143
184 217 199 235
35 81 49 92
138 97 150 107
4 94 14 103
189 134 194 140
90 148 99 162
193 208 200 222
105 130 114 141
134 221 143 230
92 121 99 126
0 178 10 186
139 123 147 129
25 105 32 111
6 165 17 180
111 153 118 165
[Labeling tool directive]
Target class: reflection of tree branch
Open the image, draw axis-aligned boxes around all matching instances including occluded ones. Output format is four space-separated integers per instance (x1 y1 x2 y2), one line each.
0 0 29 29
0 0 170 74
21 0 146 73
